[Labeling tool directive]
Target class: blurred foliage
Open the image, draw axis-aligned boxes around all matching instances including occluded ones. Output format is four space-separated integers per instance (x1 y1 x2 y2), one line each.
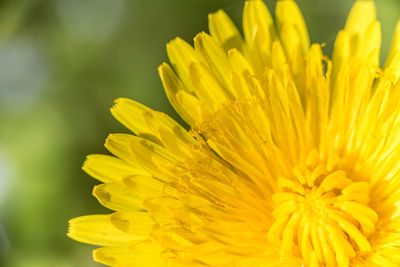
0 0 398 266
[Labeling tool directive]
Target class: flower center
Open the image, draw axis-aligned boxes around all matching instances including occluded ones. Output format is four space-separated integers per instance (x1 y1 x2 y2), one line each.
268 150 378 267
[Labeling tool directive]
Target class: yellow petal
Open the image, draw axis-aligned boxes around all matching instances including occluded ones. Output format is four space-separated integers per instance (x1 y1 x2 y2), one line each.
93 241 164 266
209 9 244 52
152 228 194 251
104 133 138 166
68 215 133 246
243 0 275 73
189 62 229 109
175 90 203 123
279 23 303 59
305 44 329 143
345 0 376 36
277 22 307 102
227 48 255 98
82 154 146 183
111 97 194 155
242 0 274 45
360 20 381 67
332 30 350 80
122 175 170 199
271 41 289 75
281 212 300 255
167 37 197 93
228 48 254 76
129 136 178 178
276 0 310 54
194 32 234 97
93 183 146 211
231 71 252 99
328 212 371 253
110 98 162 145
385 20 400 78
344 0 376 57
316 171 351 196
110 211 154 237
158 63 199 124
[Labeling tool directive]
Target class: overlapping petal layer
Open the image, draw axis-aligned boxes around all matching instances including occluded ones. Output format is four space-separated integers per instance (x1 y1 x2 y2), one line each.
69 0 400 266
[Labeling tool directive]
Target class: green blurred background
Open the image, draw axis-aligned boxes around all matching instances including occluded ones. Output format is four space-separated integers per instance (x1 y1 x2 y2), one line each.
0 0 398 266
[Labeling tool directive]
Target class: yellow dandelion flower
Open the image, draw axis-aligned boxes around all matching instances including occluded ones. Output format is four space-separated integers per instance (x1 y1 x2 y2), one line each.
68 0 400 266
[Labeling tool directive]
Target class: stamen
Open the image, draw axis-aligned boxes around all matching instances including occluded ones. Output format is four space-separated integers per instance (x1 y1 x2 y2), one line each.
269 150 378 266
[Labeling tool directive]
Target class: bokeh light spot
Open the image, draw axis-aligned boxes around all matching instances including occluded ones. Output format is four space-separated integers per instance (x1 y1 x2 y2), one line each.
0 39 48 113
56 0 126 43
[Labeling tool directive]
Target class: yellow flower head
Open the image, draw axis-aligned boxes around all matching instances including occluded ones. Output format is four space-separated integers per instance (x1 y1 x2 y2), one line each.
68 0 400 266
